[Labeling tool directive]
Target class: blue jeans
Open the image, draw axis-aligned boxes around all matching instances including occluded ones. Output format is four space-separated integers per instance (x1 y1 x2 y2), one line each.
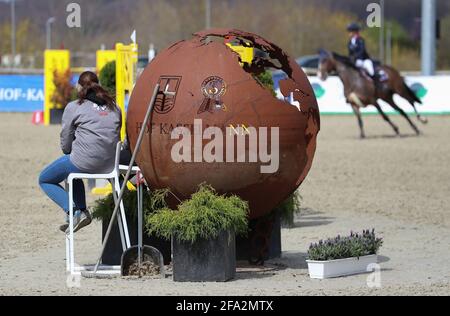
39 155 86 214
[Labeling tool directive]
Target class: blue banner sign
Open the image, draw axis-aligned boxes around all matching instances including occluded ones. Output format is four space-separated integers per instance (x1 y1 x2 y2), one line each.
0 75 44 112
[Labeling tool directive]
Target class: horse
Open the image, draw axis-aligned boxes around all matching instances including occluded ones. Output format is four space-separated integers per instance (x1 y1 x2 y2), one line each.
317 50 427 138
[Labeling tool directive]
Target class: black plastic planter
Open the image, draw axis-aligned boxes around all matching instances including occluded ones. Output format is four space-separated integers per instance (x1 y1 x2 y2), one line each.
101 217 172 265
172 229 236 282
236 212 281 262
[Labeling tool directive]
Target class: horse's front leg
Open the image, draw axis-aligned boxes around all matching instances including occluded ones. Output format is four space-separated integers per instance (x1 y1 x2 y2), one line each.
351 104 365 139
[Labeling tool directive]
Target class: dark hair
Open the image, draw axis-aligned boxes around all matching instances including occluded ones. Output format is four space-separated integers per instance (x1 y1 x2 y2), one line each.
77 71 116 109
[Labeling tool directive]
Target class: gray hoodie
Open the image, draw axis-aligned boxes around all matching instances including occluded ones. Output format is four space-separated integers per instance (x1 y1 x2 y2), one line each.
60 99 122 174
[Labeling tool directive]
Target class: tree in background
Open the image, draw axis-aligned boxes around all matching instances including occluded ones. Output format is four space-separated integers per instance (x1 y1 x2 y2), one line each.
0 19 40 66
437 15 450 70
51 69 77 108
99 61 116 95
364 19 421 71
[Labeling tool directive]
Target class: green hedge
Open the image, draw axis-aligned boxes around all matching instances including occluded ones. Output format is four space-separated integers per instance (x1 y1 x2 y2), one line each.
146 184 249 244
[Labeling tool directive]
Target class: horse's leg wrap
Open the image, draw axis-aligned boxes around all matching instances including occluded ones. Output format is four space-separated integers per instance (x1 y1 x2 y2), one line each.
349 93 365 108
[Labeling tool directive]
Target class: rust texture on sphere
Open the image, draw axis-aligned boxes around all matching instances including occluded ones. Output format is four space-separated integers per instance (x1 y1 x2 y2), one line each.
127 29 320 219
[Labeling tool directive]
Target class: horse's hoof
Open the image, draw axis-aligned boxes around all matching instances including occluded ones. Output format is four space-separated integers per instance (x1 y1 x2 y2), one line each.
392 128 400 137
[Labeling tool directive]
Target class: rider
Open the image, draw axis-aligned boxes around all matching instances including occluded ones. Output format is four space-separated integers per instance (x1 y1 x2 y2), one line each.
347 22 376 81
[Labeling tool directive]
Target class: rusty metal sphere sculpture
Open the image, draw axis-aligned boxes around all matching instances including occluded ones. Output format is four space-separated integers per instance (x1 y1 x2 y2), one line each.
127 29 320 219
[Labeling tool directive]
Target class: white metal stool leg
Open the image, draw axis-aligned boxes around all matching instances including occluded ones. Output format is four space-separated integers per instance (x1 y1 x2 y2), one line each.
114 176 131 249
68 179 75 275
64 180 70 272
110 181 127 252
65 235 70 272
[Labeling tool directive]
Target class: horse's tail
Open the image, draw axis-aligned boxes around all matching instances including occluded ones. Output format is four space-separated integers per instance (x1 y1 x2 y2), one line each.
403 82 422 105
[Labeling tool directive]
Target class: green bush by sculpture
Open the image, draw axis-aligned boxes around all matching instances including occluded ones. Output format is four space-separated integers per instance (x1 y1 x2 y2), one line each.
275 191 302 227
146 184 249 244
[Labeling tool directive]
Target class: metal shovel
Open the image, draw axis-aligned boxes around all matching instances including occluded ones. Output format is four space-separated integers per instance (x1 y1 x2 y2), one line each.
121 171 165 277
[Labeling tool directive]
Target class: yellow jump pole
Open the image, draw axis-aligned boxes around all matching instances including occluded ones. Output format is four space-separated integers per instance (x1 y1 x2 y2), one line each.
92 42 138 196
115 42 138 140
44 50 70 125
96 50 116 74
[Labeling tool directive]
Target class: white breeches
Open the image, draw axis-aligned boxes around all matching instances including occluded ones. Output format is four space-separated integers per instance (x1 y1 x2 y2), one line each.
356 59 375 76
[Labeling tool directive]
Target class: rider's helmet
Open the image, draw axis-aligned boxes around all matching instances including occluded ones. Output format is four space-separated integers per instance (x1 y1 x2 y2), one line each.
346 22 361 32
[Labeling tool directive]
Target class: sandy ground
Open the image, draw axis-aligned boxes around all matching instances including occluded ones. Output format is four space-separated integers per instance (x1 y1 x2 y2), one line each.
0 113 449 296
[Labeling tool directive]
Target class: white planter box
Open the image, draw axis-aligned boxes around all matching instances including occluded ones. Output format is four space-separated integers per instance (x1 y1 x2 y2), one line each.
306 254 378 279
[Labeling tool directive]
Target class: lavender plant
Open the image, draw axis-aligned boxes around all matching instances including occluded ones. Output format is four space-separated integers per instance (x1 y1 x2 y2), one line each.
307 229 383 261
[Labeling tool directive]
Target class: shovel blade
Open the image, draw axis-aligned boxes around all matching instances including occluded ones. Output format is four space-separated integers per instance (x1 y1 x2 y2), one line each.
121 245 165 277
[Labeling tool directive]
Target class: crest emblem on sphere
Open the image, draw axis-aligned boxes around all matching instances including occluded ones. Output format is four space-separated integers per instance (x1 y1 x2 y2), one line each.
154 76 181 114
198 76 227 114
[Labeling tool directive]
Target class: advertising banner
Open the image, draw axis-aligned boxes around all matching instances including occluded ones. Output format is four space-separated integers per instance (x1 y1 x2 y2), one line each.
0 75 44 112
274 73 450 115
1 73 449 115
